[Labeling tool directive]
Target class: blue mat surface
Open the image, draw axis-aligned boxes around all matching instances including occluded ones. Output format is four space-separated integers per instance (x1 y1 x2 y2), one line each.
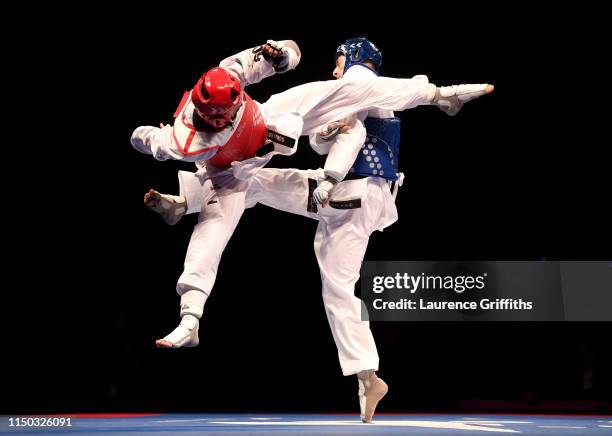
2 414 612 435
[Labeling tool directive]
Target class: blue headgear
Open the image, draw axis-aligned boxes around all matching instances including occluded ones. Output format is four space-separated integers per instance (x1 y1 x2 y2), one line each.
336 37 382 74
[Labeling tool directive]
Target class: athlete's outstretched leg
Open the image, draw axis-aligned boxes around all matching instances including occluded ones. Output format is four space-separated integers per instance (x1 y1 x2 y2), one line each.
262 71 493 135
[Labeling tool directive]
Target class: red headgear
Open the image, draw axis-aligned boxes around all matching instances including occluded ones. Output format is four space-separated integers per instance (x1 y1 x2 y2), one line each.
191 67 242 128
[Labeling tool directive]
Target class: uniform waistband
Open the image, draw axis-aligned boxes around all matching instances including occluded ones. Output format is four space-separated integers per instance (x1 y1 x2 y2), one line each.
343 174 398 196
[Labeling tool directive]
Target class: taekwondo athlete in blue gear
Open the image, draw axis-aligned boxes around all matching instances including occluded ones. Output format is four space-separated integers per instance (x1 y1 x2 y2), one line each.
251 37 401 423
223 39 398 423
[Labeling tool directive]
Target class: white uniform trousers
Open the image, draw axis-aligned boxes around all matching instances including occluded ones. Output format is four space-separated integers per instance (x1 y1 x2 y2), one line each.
179 167 400 375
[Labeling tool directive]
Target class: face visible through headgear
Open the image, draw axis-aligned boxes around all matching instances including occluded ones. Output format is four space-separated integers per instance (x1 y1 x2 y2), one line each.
333 55 346 79
191 67 242 130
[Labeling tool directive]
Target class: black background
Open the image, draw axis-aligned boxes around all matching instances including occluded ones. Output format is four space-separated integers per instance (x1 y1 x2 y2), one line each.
7 5 611 414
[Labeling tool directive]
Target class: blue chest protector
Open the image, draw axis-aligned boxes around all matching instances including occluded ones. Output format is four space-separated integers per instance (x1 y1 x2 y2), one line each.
348 117 400 181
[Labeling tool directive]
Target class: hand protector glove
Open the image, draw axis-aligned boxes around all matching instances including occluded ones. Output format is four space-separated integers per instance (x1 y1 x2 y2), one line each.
262 40 290 73
313 176 338 205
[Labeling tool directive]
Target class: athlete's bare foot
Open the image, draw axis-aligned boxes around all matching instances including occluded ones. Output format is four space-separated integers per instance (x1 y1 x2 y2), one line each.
358 371 388 423
143 189 187 225
144 189 161 207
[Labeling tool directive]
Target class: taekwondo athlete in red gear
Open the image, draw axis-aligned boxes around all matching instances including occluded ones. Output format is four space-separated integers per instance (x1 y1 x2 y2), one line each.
131 40 304 349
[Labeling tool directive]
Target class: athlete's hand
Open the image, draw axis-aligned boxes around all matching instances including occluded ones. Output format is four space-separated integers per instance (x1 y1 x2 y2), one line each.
318 121 350 141
313 177 338 207
262 41 285 59
260 40 290 72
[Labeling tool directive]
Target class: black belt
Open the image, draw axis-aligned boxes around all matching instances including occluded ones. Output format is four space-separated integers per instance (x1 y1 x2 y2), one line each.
255 142 275 157
344 174 398 194
342 175 398 197
255 130 297 157
343 174 369 180
307 178 362 212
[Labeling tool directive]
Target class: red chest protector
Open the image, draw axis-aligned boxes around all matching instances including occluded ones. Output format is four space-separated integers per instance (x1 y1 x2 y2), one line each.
209 93 268 168
174 91 268 168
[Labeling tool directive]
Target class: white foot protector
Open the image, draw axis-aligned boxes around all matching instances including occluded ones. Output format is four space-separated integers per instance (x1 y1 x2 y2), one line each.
434 84 494 116
155 315 199 348
358 371 389 423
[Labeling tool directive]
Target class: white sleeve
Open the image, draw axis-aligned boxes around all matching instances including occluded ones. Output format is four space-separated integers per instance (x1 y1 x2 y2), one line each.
308 133 332 155
322 115 368 181
130 125 217 163
219 40 301 87
309 110 368 155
